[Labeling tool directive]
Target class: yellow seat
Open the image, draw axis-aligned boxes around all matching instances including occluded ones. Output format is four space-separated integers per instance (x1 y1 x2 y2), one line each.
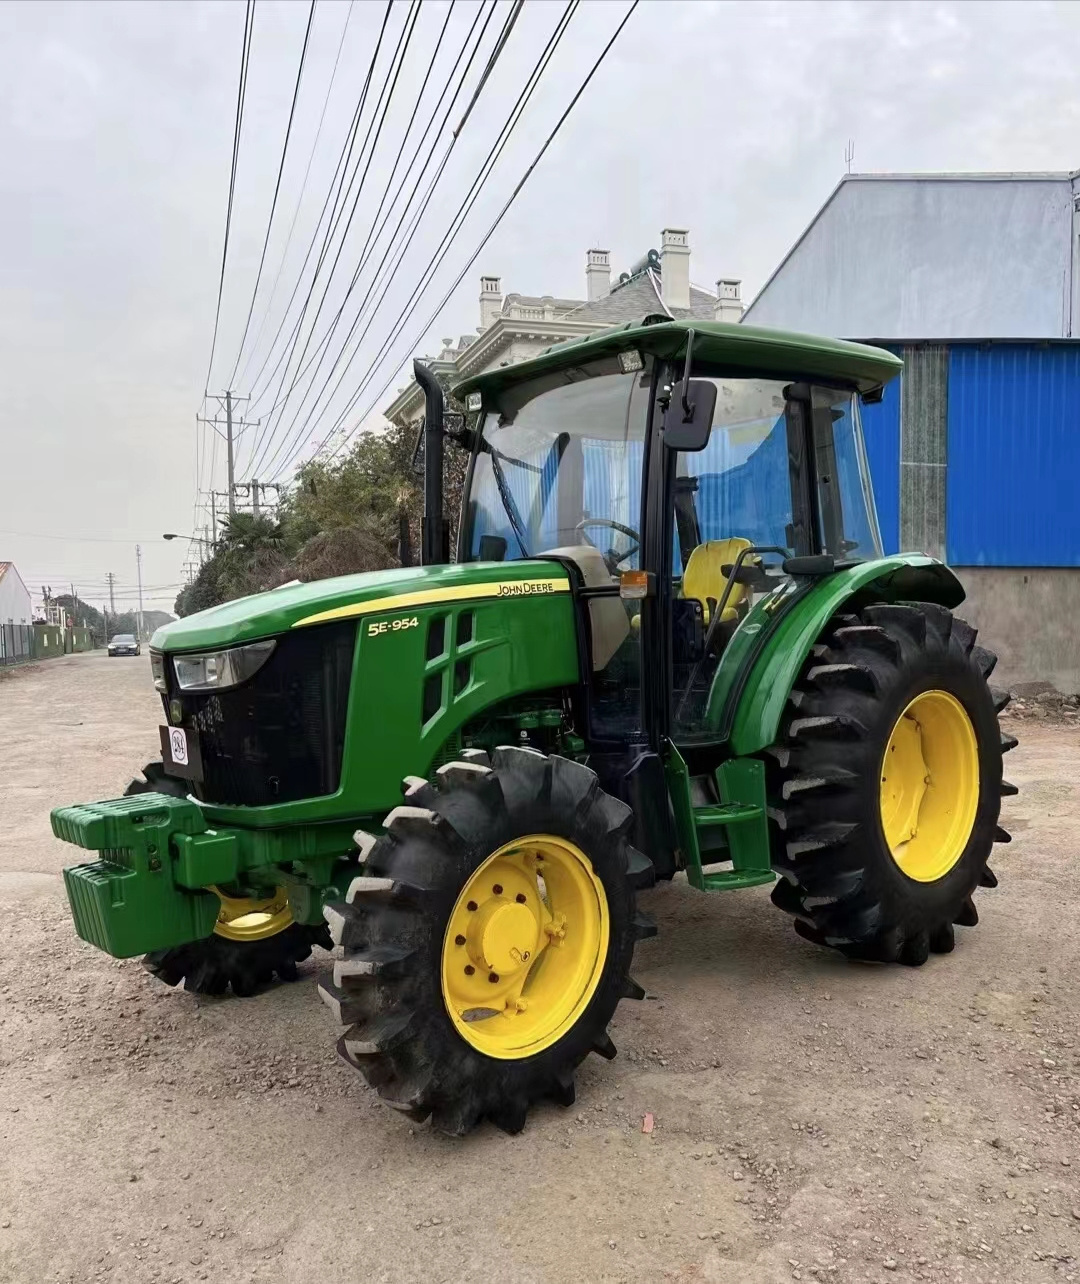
682 537 753 624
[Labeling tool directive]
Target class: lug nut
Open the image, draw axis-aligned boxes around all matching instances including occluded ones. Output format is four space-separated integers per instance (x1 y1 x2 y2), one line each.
515 893 527 904
466 900 478 912
488 972 499 983
454 934 466 946
492 884 503 895
464 965 475 976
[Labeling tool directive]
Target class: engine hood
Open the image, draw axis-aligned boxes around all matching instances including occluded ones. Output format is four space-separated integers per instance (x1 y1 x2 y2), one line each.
151 560 572 652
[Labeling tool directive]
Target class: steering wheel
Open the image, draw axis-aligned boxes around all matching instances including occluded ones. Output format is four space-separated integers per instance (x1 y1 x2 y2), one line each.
574 518 642 574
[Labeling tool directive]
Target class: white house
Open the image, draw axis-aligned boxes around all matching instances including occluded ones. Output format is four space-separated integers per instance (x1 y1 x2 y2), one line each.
382 228 744 430
0 562 32 624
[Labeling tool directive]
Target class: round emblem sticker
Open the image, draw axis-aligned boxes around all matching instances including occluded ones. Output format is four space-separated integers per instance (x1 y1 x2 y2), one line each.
169 728 189 767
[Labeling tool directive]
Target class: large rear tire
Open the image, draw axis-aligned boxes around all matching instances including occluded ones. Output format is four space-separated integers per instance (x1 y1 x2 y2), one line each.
125 763 331 996
318 747 655 1135
767 603 1015 964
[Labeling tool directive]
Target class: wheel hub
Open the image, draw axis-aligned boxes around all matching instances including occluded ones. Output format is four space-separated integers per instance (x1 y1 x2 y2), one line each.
879 689 980 882
467 897 538 975
441 835 609 1059
211 885 293 942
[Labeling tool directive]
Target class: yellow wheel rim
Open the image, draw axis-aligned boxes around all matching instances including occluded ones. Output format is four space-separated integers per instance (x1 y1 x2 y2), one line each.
441 835 609 1060
211 885 293 942
880 690 980 882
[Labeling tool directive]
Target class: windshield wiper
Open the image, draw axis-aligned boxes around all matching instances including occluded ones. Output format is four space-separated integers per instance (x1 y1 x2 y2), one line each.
487 448 531 557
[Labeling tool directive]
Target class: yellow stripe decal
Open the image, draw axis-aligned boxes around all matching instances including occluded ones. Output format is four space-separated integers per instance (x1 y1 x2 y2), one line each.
292 577 571 628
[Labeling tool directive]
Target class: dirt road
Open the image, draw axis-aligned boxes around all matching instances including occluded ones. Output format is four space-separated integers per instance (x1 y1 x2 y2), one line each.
0 652 1077 1284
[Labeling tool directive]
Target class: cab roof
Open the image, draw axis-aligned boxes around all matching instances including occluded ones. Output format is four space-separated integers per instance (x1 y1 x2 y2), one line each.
454 317 902 401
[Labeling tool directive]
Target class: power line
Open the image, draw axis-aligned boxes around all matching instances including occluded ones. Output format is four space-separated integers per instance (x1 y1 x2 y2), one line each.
258 0 528 480
265 0 565 478
247 0 498 477
242 1 396 411
247 0 425 472
244 0 498 475
201 0 256 396
270 0 586 478
316 0 639 469
235 0 356 393
226 0 317 389
0 529 169 544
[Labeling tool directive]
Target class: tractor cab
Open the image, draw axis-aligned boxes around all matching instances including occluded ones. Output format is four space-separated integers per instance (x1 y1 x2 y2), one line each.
455 322 888 756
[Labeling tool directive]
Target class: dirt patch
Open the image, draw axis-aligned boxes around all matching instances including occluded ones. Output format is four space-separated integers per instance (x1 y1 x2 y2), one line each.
1 653 1077 1283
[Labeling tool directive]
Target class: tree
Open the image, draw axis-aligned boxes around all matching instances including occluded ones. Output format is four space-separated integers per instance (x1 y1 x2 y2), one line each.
173 408 471 617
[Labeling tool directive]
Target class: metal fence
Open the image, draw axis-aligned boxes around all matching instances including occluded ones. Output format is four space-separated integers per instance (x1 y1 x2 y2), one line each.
0 624 96 666
0 623 34 666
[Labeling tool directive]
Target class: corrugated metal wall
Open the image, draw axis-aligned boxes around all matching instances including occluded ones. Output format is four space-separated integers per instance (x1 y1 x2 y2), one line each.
947 344 1080 566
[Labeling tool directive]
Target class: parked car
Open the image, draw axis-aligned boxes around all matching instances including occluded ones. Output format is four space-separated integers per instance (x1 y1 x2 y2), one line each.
107 634 141 657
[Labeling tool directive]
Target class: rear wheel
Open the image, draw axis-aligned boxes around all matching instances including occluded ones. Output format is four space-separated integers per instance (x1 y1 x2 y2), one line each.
318 747 655 1134
125 763 330 996
767 602 1015 964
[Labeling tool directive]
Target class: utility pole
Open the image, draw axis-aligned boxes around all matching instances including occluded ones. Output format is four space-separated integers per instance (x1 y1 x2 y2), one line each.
135 544 144 641
251 478 260 518
210 491 217 544
198 393 254 518
105 571 116 614
225 390 236 514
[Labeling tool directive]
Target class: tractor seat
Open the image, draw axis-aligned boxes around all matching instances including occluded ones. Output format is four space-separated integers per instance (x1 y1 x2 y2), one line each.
682 537 753 624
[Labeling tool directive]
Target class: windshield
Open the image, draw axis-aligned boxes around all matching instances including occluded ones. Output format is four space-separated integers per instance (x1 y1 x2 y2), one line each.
463 364 651 563
110 635 135 644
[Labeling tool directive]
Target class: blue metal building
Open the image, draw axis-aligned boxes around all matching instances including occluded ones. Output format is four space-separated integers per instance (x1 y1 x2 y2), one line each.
743 170 1080 688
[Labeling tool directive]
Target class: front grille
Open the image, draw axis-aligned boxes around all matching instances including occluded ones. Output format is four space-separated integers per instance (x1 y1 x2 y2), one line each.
164 621 356 807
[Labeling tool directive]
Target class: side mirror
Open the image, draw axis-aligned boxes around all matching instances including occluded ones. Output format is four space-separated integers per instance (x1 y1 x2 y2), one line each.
663 378 717 451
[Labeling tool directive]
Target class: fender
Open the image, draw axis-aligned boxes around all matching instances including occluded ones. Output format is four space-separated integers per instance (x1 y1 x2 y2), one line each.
711 555 965 757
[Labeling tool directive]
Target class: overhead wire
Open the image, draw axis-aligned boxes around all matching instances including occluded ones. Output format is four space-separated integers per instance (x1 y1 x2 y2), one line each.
201 0 256 397
258 0 531 480
264 0 567 477
269 0 586 478
234 0 356 393
314 0 640 469
244 0 425 473
242 1 397 414
225 0 317 390
244 1 500 477
249 0 509 478
242 0 463 472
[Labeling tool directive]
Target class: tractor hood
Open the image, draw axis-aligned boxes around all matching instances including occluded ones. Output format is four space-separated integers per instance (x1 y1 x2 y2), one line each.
151 560 572 652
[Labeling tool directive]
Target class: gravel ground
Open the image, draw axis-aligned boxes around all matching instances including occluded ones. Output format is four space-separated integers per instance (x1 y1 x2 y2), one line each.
0 651 1077 1284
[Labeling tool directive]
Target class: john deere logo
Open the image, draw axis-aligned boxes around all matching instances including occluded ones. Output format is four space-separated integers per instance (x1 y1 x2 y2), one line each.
497 581 559 597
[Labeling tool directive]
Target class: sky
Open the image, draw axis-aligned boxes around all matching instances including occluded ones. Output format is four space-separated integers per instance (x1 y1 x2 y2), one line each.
2 0 1080 614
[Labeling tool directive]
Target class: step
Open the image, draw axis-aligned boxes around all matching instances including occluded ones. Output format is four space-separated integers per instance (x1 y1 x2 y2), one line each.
692 803 763 828
701 869 776 891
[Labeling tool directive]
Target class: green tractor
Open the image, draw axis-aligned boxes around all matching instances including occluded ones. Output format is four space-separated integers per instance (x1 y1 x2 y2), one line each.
52 319 1015 1134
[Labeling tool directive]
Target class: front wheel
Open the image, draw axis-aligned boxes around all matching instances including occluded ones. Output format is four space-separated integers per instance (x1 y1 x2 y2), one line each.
125 763 331 996
318 747 655 1135
767 602 1015 965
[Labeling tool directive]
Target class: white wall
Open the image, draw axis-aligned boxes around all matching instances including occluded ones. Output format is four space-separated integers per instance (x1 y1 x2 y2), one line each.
0 567 32 624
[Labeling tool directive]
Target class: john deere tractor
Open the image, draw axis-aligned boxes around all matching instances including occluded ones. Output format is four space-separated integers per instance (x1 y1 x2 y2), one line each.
52 318 1015 1134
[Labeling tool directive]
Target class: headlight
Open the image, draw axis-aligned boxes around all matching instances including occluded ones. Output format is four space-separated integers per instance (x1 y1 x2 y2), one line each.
172 640 276 692
150 650 166 690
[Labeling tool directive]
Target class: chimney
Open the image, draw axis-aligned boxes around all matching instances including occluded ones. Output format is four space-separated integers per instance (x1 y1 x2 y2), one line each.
660 228 690 311
714 278 744 324
479 275 502 330
585 248 610 302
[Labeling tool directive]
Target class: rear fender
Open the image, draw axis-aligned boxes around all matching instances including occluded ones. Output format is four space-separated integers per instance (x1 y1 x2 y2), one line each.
718 555 965 757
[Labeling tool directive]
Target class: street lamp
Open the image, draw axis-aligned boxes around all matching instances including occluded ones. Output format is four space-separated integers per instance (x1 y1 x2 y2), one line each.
163 533 214 546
